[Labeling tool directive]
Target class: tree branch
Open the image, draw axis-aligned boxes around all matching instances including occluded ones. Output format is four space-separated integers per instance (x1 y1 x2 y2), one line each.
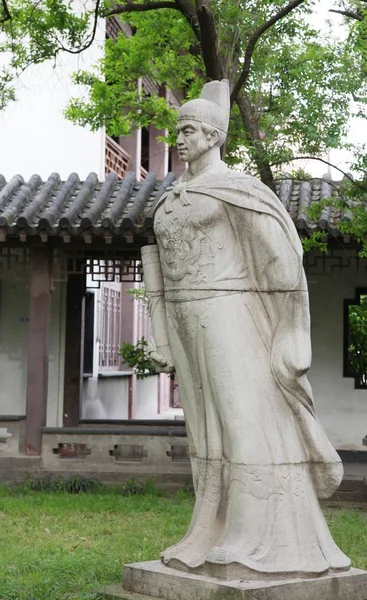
268 155 367 191
0 0 11 24
353 92 367 103
104 1 178 17
194 0 222 78
329 9 363 21
104 0 201 40
55 0 101 55
231 0 306 104
236 89 275 190
175 0 200 40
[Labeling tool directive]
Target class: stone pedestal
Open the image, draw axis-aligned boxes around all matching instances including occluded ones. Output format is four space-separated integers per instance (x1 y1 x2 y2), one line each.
100 560 367 600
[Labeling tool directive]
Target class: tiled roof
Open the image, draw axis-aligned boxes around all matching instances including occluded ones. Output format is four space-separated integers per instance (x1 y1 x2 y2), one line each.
0 171 175 243
0 171 349 243
274 176 344 236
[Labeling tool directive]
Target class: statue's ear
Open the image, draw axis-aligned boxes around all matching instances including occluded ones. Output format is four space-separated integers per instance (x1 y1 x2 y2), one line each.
208 129 220 147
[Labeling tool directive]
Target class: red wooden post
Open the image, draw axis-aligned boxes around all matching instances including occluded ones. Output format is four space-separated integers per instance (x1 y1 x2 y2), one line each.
25 246 52 455
121 281 136 418
63 273 85 426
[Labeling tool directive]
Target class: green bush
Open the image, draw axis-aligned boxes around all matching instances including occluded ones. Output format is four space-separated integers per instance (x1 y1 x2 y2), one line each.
120 336 156 379
7 475 162 497
11 475 102 494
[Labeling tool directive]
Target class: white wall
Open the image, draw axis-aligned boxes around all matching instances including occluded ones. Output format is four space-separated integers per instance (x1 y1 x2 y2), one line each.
0 20 105 180
134 376 159 420
0 269 66 425
82 375 130 420
307 253 367 450
0 271 29 415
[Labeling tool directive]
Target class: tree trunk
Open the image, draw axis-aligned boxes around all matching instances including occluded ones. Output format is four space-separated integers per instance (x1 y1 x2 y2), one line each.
236 89 275 192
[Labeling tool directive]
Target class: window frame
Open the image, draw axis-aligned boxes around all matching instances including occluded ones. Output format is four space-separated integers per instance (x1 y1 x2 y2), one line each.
343 287 367 390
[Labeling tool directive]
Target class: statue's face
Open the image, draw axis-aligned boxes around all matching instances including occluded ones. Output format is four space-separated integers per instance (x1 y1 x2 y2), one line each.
176 119 210 163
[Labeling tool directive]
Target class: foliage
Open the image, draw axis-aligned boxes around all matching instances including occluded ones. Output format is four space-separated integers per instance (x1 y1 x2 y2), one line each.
301 231 328 253
120 335 156 379
347 293 367 387
1 1 367 188
125 286 148 303
119 478 148 496
304 176 367 255
121 288 157 378
11 474 103 494
6 475 161 497
63 3 367 183
3 1 367 249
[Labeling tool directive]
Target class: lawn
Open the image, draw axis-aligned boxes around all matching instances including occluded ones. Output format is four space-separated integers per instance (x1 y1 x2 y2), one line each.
0 484 366 600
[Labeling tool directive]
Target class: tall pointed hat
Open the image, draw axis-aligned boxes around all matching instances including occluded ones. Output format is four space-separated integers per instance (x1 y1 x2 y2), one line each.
178 79 230 135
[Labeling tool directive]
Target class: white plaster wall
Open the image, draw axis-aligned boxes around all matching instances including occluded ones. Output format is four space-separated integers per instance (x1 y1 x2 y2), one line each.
0 14 105 180
307 255 367 450
81 376 129 420
159 374 172 414
0 273 66 424
0 273 29 415
134 376 159 420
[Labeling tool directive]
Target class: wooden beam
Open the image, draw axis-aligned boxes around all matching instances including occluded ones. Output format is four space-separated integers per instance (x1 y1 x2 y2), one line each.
63 272 85 426
25 246 52 455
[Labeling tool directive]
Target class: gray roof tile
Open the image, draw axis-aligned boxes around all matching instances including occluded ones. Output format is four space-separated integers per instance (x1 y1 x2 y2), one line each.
0 171 353 242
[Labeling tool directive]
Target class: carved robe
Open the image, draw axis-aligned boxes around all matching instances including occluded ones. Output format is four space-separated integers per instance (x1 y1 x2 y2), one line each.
152 161 350 579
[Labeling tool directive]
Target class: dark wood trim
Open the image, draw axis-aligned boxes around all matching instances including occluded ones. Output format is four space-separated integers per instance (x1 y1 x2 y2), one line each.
79 419 185 426
42 426 187 437
83 292 95 375
63 272 85 426
25 246 52 455
0 415 26 421
337 449 367 463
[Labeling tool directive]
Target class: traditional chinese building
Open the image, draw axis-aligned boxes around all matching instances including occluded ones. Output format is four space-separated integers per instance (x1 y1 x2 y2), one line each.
0 172 365 499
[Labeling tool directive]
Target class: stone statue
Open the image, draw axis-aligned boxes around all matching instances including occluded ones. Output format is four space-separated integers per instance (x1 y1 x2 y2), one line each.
141 80 351 581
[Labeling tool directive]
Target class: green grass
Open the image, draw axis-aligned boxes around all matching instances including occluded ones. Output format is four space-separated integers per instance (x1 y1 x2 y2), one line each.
0 486 366 600
0 486 193 600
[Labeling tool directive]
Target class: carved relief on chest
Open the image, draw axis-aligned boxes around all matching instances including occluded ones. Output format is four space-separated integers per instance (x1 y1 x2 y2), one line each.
154 196 224 283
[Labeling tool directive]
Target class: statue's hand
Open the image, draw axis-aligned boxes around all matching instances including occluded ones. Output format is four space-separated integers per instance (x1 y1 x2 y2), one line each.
148 340 175 375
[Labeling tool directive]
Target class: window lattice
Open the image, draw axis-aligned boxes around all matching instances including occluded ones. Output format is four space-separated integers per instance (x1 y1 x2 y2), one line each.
99 285 122 369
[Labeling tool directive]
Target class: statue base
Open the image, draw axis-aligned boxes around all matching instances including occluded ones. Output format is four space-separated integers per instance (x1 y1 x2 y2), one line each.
100 560 367 600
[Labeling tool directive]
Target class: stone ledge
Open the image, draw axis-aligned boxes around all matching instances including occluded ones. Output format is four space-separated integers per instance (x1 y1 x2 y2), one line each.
100 561 367 600
98 586 152 600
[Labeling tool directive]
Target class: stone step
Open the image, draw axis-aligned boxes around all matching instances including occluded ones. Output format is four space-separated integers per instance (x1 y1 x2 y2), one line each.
99 587 152 600
105 561 367 600
0 454 42 468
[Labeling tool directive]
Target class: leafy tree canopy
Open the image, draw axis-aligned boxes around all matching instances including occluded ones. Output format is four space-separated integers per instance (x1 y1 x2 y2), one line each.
1 0 367 191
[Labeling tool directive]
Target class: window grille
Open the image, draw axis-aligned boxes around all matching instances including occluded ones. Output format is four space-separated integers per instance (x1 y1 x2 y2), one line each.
99 285 122 369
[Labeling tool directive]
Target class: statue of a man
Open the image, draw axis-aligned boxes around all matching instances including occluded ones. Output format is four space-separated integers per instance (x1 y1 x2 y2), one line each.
141 80 350 580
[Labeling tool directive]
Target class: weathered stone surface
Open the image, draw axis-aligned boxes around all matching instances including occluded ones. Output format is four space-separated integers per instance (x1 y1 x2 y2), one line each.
141 79 351 579
99 586 152 600
100 561 367 600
